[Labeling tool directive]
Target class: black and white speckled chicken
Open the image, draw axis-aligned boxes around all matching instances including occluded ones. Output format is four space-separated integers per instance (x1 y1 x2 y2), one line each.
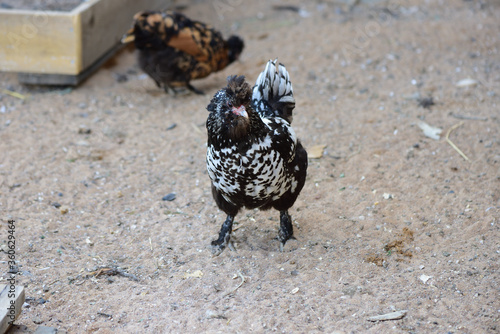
122 10 244 94
206 59 308 255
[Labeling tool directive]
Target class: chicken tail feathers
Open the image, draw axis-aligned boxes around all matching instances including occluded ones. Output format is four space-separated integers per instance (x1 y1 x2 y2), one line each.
252 59 295 123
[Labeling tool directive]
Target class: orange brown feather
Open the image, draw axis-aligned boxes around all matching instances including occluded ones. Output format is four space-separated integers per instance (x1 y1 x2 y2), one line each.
123 10 244 94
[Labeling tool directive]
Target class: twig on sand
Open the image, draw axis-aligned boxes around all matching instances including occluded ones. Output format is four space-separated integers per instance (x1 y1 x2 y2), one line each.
345 145 361 161
73 279 86 286
86 266 140 282
446 122 470 161
224 271 246 297
450 113 487 121
2 89 26 100
368 310 407 322
191 123 204 135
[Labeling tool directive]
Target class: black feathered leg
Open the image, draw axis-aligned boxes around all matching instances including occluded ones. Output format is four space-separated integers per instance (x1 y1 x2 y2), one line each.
278 210 295 252
211 215 235 256
163 85 177 95
187 83 205 95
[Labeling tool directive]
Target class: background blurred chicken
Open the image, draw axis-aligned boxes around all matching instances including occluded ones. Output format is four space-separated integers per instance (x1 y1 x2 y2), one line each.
206 60 308 255
122 11 244 94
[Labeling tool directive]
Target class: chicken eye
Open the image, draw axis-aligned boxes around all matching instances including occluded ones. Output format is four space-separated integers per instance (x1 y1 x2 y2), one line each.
227 101 233 108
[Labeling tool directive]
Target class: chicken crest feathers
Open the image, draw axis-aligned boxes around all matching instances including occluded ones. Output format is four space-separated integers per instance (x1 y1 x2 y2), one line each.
252 59 296 123
226 75 252 103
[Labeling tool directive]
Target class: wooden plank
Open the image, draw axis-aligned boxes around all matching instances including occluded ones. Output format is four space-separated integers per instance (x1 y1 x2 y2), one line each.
18 42 124 86
79 0 166 70
0 284 25 334
0 10 79 74
0 0 166 82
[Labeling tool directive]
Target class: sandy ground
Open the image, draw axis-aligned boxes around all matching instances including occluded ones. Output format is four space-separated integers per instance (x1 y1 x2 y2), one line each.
1 0 499 333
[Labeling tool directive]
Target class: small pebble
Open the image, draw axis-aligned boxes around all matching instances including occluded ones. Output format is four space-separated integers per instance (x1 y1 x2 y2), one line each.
308 71 317 81
58 87 73 95
456 78 478 87
78 126 91 134
113 73 128 83
76 140 89 146
8 265 19 274
419 274 432 284
417 96 435 109
162 193 176 201
383 193 394 200
52 202 61 209
205 309 225 319
442 251 451 257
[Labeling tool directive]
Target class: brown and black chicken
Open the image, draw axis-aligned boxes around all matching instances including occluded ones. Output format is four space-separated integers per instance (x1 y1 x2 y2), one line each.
206 60 308 255
122 11 244 94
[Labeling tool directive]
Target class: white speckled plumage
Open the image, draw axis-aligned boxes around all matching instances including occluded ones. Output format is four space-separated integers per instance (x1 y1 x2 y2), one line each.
206 60 308 255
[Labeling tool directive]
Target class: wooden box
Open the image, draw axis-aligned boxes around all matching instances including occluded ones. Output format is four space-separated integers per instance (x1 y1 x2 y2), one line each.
0 284 25 333
0 0 165 85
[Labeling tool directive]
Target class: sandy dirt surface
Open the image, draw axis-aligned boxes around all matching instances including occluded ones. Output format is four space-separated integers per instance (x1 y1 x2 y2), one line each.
1 0 499 333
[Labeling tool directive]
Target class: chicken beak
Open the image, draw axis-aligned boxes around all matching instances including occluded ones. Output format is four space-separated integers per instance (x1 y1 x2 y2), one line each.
121 28 135 44
232 105 248 118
